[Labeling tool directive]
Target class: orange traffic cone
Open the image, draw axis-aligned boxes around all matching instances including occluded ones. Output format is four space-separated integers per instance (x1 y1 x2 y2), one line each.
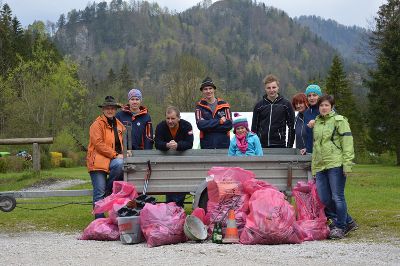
222 209 239 243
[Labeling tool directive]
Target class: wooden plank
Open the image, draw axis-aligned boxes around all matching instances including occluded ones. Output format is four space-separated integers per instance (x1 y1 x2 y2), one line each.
0 137 53 145
32 143 40 172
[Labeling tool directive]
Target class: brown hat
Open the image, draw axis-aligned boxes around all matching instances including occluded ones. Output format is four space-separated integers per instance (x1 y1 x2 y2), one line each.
98 96 121 108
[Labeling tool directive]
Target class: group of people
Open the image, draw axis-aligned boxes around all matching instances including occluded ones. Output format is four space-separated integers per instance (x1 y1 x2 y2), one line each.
86 74 357 239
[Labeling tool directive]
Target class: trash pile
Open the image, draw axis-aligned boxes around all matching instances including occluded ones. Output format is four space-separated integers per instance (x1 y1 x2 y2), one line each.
80 167 329 247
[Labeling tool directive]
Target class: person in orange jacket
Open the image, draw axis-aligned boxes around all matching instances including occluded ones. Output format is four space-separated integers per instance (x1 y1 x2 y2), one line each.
87 96 125 219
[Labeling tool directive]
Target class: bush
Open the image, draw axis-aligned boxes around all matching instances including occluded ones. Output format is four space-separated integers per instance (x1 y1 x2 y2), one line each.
66 151 87 167
50 152 63 167
50 130 79 156
40 152 52 170
0 156 32 173
60 158 74 168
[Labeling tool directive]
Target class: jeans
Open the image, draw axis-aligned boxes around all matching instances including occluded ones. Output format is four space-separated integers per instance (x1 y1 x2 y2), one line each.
90 158 124 219
166 193 186 208
316 166 353 229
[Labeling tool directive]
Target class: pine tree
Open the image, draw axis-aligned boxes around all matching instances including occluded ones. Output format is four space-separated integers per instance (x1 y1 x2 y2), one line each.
326 54 367 160
367 0 400 165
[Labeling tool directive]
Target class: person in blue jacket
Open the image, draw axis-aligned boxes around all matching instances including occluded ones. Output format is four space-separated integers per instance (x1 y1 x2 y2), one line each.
291 93 308 155
195 77 232 149
228 113 263 156
116 88 153 150
303 84 322 153
154 106 193 207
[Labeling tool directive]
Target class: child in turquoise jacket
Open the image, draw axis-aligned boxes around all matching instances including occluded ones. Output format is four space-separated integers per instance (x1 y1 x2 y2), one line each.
228 113 263 156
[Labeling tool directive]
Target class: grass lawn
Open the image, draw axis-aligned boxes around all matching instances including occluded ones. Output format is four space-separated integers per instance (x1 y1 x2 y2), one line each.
0 164 399 242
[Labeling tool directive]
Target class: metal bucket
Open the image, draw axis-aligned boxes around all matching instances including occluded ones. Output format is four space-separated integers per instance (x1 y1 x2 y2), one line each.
184 215 207 241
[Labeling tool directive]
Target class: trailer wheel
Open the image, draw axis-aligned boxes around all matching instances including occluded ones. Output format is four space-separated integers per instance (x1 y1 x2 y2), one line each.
0 196 17 212
198 189 208 213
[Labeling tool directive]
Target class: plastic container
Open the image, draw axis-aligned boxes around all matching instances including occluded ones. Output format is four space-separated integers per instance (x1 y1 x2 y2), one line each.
117 216 144 244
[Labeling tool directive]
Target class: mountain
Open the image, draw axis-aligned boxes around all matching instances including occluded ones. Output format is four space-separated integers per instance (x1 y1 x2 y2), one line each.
295 15 371 63
53 0 342 100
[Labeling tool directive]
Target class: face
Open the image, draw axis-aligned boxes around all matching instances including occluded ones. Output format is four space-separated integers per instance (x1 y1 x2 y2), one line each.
295 102 306 113
265 81 279 100
307 93 319 106
166 111 180 128
202 86 215 101
129 97 141 111
102 106 117 119
319 100 332 116
235 126 247 135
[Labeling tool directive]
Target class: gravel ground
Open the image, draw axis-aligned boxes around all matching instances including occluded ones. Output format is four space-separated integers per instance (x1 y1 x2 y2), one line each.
0 232 399 265
21 179 89 191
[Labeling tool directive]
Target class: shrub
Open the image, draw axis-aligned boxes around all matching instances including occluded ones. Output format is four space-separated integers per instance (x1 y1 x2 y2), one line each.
40 152 52 170
60 158 74 168
66 151 87 167
50 130 79 156
50 152 63 167
0 156 32 173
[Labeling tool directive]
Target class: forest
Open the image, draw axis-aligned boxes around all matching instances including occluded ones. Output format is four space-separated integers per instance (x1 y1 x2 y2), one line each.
1 0 399 164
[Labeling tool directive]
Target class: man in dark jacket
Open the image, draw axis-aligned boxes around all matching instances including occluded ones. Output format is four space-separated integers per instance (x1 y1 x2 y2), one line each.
195 77 232 149
155 106 194 152
252 74 295 148
155 106 193 207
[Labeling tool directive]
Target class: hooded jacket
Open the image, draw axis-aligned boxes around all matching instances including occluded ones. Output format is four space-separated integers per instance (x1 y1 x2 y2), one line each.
228 132 263 156
154 119 194 151
116 105 153 150
311 111 354 175
86 115 125 173
303 104 319 153
251 94 295 148
195 98 232 149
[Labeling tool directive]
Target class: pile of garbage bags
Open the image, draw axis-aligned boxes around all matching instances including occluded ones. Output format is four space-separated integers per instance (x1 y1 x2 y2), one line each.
80 167 329 246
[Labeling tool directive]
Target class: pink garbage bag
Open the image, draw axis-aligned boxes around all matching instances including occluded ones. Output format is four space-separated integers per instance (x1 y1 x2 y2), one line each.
79 218 119 241
192 208 206 224
240 188 304 245
93 181 138 224
243 179 278 195
140 203 187 247
292 180 326 221
296 219 329 241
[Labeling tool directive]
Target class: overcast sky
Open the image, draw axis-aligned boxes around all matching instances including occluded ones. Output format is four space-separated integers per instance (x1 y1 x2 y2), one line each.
2 0 385 29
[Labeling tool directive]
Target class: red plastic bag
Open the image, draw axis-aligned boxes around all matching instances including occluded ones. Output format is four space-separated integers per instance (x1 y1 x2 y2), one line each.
93 181 138 223
140 203 186 247
79 218 120 241
192 208 206 224
296 219 329 241
293 180 326 221
240 189 304 245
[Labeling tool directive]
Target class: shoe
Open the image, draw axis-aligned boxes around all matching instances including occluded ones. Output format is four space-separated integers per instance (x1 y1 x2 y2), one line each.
344 221 359 235
329 227 345 239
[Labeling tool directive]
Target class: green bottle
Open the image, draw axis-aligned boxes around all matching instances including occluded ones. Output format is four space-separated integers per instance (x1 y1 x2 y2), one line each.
212 223 217 243
216 222 223 244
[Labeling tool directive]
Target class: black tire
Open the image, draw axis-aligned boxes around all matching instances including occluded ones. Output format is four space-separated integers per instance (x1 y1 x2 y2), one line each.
198 189 208 213
0 196 17 212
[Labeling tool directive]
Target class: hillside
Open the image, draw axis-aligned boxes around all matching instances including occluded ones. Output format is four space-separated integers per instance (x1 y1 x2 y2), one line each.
54 0 341 102
295 15 371 63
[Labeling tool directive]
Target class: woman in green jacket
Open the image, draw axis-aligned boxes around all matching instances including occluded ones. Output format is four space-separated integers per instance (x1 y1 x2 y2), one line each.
312 95 358 239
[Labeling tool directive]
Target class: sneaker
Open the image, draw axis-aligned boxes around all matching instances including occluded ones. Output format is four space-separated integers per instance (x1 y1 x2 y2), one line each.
344 221 359 235
327 219 335 230
329 227 345 239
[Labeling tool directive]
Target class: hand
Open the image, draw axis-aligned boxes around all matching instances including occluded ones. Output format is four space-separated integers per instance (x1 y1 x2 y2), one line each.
116 154 124 159
307 119 315 128
127 150 133 157
220 116 226 123
166 140 178 150
300 148 307 155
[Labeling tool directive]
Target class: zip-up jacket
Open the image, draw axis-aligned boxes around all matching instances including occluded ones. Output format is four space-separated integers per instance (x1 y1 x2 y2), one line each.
116 105 153 150
154 119 194 151
228 132 263 156
251 94 295 148
195 98 232 149
86 115 125 173
303 104 319 153
295 112 306 150
312 111 354 175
